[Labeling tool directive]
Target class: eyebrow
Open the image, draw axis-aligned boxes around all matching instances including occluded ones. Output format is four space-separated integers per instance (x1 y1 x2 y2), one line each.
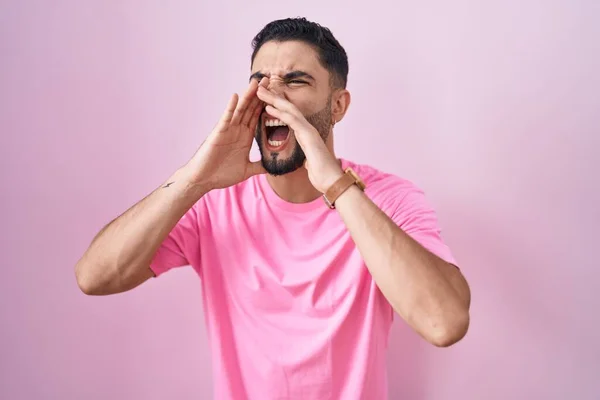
249 70 315 82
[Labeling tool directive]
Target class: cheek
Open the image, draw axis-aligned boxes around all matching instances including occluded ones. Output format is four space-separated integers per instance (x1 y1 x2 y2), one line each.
284 92 320 116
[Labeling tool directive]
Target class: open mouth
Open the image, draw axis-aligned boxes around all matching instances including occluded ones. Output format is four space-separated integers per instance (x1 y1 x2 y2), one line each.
264 118 291 150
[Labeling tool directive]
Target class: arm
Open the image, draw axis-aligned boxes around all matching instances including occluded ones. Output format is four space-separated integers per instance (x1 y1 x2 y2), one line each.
334 184 470 347
254 85 470 347
75 167 208 296
75 79 267 296
254 85 469 346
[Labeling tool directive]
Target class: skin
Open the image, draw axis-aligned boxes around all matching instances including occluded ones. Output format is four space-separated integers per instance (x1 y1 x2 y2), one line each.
250 40 351 202
251 41 471 347
75 39 470 347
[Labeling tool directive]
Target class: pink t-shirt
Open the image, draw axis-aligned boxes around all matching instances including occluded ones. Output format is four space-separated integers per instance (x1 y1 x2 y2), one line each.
150 158 456 399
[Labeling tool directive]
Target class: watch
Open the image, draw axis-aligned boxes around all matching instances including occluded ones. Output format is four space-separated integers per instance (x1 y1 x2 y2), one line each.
322 167 366 209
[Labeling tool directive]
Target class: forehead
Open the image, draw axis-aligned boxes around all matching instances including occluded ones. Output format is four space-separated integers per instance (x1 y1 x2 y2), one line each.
251 40 328 80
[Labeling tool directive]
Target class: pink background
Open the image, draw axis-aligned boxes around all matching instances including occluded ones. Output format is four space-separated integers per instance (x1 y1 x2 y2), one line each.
1 1 598 399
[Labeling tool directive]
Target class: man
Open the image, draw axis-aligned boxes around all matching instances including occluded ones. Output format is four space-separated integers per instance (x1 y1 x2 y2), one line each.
75 17 470 400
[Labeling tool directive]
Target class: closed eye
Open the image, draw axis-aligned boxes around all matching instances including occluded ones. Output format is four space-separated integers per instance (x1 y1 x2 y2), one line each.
288 80 308 85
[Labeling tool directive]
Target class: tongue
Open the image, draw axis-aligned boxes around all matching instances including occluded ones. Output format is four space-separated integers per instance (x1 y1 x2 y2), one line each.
270 126 289 141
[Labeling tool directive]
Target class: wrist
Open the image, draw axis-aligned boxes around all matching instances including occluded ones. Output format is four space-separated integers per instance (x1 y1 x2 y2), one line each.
331 183 362 209
319 166 345 194
168 166 211 199
321 166 366 209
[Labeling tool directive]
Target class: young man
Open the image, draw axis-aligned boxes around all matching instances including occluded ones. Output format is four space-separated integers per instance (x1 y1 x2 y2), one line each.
76 17 471 400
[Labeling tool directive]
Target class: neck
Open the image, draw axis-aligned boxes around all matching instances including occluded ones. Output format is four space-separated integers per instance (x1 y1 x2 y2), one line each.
265 165 323 204
265 134 337 204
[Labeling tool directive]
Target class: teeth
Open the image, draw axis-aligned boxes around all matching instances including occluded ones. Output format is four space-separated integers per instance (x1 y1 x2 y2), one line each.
266 119 287 127
268 139 285 147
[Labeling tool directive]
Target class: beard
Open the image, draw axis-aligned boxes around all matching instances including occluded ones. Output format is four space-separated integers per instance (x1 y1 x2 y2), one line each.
255 96 333 176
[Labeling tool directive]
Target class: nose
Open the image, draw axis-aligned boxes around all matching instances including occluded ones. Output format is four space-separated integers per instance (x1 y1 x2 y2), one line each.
267 77 286 95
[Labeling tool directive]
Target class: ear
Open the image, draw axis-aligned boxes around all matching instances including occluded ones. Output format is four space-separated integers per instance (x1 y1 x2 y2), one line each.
331 89 351 125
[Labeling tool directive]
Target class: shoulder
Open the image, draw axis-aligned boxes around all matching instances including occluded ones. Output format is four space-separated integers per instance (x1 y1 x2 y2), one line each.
342 159 450 253
342 158 426 209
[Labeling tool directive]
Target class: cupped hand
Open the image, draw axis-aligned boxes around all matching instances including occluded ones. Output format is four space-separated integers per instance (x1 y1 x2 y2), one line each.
184 78 269 191
256 85 343 193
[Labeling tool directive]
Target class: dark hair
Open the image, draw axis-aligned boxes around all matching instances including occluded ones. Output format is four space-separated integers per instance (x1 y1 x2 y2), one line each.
251 17 349 88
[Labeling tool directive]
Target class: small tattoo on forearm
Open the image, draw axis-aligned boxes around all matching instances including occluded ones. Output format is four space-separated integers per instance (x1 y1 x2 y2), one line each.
162 181 175 188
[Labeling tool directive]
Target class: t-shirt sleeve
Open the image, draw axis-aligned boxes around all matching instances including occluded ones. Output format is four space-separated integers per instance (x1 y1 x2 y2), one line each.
149 203 201 277
385 181 457 266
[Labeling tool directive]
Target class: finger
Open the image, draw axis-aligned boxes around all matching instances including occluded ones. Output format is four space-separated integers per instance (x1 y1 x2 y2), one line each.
231 80 259 125
242 88 265 126
241 95 260 126
265 104 302 145
241 77 270 126
256 86 295 114
215 93 239 131
258 76 270 88
247 101 263 132
264 104 296 127
265 105 316 150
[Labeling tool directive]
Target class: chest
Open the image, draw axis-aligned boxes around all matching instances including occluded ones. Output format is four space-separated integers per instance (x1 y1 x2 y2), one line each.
201 208 371 319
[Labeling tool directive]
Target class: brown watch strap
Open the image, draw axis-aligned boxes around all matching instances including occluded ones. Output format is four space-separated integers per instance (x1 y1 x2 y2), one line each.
323 169 362 209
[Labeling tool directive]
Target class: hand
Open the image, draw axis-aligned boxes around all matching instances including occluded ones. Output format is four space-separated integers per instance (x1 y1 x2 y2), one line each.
256 86 344 193
183 79 269 191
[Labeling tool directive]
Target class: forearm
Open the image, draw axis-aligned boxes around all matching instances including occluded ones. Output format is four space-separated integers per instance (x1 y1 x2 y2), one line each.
334 185 469 346
75 166 208 295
